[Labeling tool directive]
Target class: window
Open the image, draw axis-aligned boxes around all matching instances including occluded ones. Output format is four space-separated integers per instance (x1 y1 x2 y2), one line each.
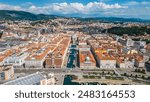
0 72 5 80
16 61 19 63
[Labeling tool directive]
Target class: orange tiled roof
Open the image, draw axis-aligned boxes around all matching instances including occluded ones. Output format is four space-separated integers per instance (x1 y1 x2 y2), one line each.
0 49 14 62
79 51 96 63
96 51 115 60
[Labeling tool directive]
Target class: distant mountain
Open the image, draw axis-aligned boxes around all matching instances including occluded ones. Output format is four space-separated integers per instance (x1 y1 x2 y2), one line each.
0 10 150 23
0 10 59 20
77 17 150 23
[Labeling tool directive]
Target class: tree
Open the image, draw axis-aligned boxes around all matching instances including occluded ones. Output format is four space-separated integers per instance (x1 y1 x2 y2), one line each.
141 69 146 74
135 69 138 72
135 75 138 78
113 72 116 75
107 26 150 36
124 73 127 76
137 69 141 73
102 71 105 76
142 75 145 79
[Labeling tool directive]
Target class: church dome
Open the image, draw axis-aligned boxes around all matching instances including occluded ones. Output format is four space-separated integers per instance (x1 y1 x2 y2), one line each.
85 56 90 61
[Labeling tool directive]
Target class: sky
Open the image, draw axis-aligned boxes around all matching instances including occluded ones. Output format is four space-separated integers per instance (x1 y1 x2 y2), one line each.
0 0 149 19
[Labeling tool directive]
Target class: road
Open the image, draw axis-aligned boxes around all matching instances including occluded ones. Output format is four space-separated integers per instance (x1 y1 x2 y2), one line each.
14 68 117 75
14 67 150 85
14 68 83 75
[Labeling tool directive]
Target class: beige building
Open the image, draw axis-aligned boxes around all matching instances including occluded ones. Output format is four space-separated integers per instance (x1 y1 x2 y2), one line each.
0 65 14 81
134 55 145 68
117 58 134 68
79 50 96 68
92 48 116 69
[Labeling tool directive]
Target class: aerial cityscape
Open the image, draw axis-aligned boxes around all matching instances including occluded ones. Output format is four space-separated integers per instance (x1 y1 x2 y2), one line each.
0 0 150 85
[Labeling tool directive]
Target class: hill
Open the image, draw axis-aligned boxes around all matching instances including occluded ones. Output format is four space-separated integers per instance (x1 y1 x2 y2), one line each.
0 10 59 20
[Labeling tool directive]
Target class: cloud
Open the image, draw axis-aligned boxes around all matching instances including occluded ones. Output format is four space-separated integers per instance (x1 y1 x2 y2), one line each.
0 3 22 10
126 1 150 6
0 2 127 15
126 1 139 5
0 1 150 19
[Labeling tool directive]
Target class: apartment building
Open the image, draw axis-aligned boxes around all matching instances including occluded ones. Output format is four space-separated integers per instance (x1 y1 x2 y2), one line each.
45 36 71 68
116 57 126 68
25 44 55 68
0 49 14 66
98 53 116 69
0 65 14 81
92 46 116 69
122 47 138 54
116 56 134 68
134 41 146 50
4 52 29 68
134 54 145 68
45 46 65 68
118 38 134 47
